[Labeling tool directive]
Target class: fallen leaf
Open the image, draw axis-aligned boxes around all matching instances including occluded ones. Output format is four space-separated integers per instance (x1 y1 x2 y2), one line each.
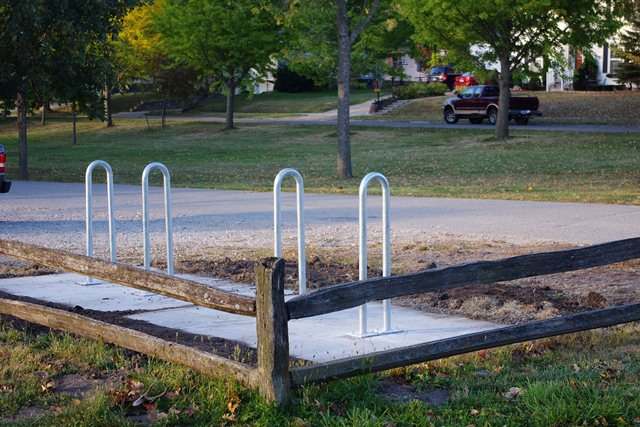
132 393 147 407
41 381 55 393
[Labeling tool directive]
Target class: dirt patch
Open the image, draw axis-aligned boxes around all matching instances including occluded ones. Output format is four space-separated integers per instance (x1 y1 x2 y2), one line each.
3 239 640 325
177 241 640 324
377 377 449 406
0 257 57 278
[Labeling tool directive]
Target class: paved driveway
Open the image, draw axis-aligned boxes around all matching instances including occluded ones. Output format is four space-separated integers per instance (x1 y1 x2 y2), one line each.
2 181 640 259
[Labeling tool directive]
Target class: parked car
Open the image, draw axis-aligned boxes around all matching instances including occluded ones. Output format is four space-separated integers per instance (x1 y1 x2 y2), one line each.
428 66 460 90
454 72 478 91
442 85 541 125
0 144 11 193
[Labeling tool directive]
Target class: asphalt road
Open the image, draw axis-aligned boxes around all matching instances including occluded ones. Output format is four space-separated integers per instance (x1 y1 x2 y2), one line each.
115 111 640 134
2 182 640 259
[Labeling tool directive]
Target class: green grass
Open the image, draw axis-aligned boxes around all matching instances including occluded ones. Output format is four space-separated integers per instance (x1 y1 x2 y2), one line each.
190 88 384 114
2 118 640 204
2 318 640 426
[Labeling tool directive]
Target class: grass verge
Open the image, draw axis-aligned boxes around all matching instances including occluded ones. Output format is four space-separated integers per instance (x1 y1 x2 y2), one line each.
2 119 640 204
2 317 640 426
378 91 640 126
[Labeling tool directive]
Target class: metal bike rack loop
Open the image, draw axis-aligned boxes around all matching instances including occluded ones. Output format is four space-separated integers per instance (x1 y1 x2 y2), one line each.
357 172 398 337
142 162 174 275
273 168 307 295
84 160 117 285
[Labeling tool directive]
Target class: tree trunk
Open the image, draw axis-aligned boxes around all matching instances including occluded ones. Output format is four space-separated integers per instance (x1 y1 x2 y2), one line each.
104 84 113 127
40 99 47 126
496 56 511 140
16 90 28 180
336 0 353 179
161 100 167 129
225 78 236 130
72 103 78 145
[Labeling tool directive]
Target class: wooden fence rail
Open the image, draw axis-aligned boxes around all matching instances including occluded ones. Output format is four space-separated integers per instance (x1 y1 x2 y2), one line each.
2 237 640 406
286 237 640 320
289 302 640 385
0 298 258 388
0 239 256 316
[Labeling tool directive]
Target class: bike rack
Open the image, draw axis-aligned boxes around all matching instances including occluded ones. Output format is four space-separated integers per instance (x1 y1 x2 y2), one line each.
142 162 174 275
356 172 398 337
84 160 117 285
273 168 307 295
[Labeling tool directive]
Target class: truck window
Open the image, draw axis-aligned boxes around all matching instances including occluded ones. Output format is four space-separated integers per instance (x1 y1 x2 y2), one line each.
460 87 474 98
483 87 499 97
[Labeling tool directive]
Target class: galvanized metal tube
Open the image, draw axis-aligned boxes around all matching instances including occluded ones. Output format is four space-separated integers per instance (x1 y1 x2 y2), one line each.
358 172 392 336
142 162 174 275
84 160 117 285
273 168 307 295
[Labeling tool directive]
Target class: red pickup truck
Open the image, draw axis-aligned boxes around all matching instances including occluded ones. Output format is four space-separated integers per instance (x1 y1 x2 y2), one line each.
0 144 11 193
443 85 541 125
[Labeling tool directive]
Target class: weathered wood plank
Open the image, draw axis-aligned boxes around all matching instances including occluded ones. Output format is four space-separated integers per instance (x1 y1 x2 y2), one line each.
287 237 640 320
256 258 290 404
0 239 256 316
0 298 258 388
290 303 640 385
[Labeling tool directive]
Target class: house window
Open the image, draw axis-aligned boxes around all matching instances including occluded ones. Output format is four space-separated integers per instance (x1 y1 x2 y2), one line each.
609 45 624 77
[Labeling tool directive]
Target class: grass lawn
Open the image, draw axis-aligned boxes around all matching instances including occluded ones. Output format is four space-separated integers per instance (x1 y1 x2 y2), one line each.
381 91 640 125
2 317 640 426
2 118 640 204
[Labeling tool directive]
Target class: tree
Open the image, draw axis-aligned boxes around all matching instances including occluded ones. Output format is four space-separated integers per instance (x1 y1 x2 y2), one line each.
0 1 130 179
155 0 282 130
116 0 200 128
400 0 627 139
286 0 398 178
617 4 640 88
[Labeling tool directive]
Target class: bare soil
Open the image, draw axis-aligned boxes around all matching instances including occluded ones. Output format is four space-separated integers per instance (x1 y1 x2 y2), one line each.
3 239 640 325
179 241 640 325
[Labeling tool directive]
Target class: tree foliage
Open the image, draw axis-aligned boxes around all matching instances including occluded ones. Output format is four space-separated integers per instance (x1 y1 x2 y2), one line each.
0 0 130 178
617 3 640 87
400 0 628 138
155 0 282 129
115 0 199 127
284 0 410 86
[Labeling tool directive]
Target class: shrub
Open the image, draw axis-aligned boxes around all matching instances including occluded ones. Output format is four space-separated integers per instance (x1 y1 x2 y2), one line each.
274 65 315 93
573 53 599 91
394 82 448 99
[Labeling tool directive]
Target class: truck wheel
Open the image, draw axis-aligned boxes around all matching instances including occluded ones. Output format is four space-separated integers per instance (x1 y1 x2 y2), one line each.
515 117 529 125
444 107 458 124
487 107 498 125
469 118 483 124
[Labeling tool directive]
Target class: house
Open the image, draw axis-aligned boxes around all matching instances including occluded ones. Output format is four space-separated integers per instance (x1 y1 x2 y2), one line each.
546 43 626 91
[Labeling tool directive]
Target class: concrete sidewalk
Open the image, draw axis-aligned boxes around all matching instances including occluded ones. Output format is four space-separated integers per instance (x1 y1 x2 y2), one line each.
0 273 498 362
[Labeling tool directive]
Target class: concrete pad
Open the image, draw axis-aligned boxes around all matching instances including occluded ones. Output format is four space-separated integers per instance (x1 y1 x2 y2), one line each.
0 273 191 312
128 303 498 362
0 272 499 362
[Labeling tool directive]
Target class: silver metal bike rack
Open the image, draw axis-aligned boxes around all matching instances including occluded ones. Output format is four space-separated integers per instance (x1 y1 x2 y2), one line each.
357 172 398 337
273 168 307 295
84 160 117 285
142 162 174 275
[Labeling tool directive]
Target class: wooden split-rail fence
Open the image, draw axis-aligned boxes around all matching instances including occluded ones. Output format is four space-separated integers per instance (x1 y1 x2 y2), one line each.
1 237 640 405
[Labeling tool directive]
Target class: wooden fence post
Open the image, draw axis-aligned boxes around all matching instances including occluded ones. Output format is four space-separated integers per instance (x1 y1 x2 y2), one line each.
256 257 290 405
